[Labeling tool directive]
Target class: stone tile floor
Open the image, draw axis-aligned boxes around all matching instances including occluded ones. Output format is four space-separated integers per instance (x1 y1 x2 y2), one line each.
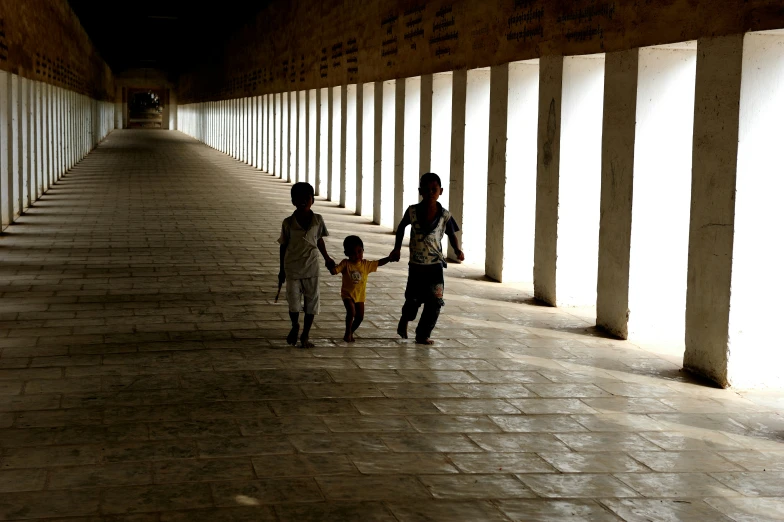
0 130 782 521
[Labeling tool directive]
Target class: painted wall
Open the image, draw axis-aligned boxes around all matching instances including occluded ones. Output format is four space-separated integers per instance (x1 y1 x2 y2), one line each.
0 0 113 100
178 0 784 103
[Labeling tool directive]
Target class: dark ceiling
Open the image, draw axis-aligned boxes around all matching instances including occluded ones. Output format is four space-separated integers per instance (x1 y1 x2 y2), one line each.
68 1 267 76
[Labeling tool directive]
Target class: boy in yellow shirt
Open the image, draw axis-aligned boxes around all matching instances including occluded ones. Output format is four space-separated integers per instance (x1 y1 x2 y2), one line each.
330 235 391 343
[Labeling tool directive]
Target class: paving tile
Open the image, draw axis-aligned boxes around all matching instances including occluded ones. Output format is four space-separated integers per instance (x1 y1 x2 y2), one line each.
48 462 153 489
101 483 214 514
447 452 556 474
419 474 535 499
387 500 511 521
160 507 278 521
709 471 784 496
704 497 784 522
495 499 620 521
0 469 47 492
350 453 458 474
153 458 255 483
407 414 503 433
538 452 649 473
316 475 431 501
275 502 396 521
252 454 358 477
517 474 640 498
601 498 733 522
615 472 742 498
628 451 744 472
0 489 101 519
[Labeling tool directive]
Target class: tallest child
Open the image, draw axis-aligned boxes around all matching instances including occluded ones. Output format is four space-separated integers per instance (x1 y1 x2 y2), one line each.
389 172 465 344
278 182 335 348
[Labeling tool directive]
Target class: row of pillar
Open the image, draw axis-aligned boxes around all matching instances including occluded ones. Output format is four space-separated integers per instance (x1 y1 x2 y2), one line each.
178 31 784 388
0 71 114 229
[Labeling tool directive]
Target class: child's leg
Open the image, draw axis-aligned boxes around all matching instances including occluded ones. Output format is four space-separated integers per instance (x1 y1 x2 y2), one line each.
415 300 441 344
301 314 315 348
286 280 303 345
351 302 365 335
398 271 421 339
300 277 320 348
342 299 356 342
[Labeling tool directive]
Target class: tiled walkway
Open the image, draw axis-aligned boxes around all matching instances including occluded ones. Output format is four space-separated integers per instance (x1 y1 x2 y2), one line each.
0 130 783 521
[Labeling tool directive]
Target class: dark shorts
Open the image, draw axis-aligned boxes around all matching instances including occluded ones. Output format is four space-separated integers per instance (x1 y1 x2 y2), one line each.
405 264 445 307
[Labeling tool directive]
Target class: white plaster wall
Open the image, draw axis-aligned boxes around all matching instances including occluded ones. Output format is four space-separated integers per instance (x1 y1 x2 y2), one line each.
403 76 421 208
361 83 375 218
0 71 10 228
503 60 539 283
556 55 605 306
728 32 784 388
462 68 491 267
380 80 396 228
628 45 696 346
318 88 329 194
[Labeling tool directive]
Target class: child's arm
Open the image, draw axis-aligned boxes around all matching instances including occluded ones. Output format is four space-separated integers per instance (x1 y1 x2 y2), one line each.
446 230 465 261
377 256 392 267
279 243 287 284
389 212 412 262
317 238 336 272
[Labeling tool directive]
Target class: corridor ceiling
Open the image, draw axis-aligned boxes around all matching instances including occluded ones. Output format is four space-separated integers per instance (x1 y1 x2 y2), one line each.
68 1 268 76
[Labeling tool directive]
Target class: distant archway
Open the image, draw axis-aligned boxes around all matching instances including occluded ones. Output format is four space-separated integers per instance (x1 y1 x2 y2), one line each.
128 89 164 128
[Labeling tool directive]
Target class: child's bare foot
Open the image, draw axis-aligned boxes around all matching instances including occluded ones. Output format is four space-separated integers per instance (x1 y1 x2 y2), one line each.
397 319 408 339
415 337 434 345
343 332 354 343
286 326 299 346
300 336 315 348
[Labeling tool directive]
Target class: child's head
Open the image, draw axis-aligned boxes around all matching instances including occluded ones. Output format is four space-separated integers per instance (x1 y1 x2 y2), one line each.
291 182 315 211
419 172 443 203
343 235 364 261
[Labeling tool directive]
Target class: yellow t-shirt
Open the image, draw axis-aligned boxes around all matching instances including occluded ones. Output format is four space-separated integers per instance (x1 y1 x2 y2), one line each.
334 259 378 303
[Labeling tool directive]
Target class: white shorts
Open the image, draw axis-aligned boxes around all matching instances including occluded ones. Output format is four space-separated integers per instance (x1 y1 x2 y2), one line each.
286 277 320 315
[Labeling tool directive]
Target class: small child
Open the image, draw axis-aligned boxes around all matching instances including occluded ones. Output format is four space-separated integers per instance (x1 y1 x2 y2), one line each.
331 235 390 343
278 182 335 348
389 172 464 344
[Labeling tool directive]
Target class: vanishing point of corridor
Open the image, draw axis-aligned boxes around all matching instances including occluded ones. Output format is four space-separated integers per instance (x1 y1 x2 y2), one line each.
0 131 782 520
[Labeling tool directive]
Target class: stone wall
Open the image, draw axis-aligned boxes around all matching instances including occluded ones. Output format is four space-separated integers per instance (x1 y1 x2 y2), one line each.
0 0 113 100
178 0 784 103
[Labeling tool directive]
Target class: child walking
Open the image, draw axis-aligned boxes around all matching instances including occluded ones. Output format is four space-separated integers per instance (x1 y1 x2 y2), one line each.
331 236 390 343
389 172 464 344
278 182 335 348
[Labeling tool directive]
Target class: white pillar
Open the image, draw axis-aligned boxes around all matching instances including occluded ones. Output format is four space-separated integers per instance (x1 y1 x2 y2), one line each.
403 77 421 211
314 89 322 194
393 79 406 227
683 35 744 387
1 71 12 228
533 56 563 305
420 73 433 174
327 87 334 199
339 85 348 208
485 64 510 282
372 81 383 224
448 70 467 260
596 49 640 338
355 83 363 215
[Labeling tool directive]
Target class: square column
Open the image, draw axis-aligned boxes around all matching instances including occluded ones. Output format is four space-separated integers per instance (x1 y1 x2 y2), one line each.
485 64 509 281
304 91 310 183
1 71 12 228
684 35 742 387
327 87 334 200
294 91 300 182
372 81 383 225
286 92 292 182
533 56 564 305
420 73 433 174
355 83 363 216
448 70 467 260
596 49 639 338
314 89 322 194
393 79 406 227
339 85 348 208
